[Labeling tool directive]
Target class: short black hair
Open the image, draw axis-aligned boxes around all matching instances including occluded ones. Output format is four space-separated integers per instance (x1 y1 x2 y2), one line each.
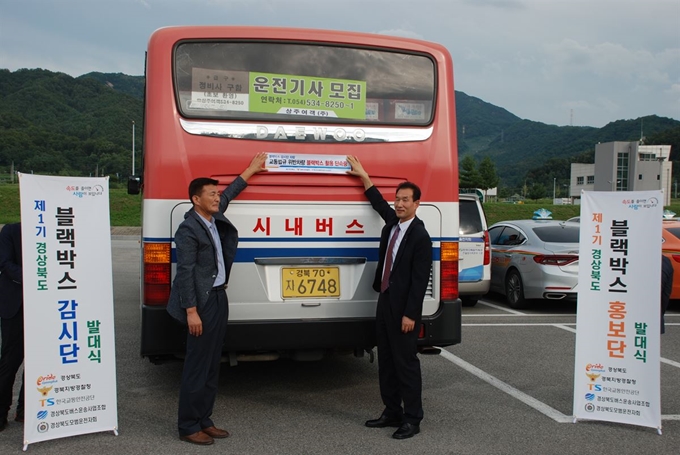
396 181 421 201
188 177 219 204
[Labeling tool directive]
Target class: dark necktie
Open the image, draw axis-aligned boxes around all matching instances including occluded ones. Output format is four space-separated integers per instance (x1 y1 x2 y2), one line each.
380 227 400 293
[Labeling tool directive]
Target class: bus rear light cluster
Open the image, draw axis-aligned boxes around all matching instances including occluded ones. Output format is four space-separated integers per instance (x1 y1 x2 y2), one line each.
144 242 171 305
483 230 490 266
440 241 459 301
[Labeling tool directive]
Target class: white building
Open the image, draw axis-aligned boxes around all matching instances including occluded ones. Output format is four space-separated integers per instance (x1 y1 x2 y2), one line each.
570 141 672 206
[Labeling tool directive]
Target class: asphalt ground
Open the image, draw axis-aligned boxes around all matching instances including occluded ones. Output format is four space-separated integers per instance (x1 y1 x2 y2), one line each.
0 235 678 454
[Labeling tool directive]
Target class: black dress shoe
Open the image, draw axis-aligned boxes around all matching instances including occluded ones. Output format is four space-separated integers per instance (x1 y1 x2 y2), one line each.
0 417 8 432
365 414 402 428
392 422 420 439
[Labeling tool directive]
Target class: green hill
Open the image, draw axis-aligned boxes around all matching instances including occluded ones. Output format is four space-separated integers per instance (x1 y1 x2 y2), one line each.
0 68 678 191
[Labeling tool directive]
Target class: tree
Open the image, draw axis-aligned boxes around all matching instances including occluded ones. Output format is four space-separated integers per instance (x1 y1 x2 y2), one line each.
478 156 499 199
459 155 480 189
527 183 546 201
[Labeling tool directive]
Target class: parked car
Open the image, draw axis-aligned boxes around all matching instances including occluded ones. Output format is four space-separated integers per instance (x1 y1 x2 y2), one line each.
458 194 490 307
488 211 580 308
662 219 680 299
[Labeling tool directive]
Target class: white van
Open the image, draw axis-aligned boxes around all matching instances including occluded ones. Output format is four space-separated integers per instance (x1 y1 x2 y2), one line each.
458 194 491 306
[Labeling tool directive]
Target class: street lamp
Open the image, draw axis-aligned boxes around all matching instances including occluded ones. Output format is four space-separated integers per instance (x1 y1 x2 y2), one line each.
552 178 556 202
658 155 666 205
131 121 136 175
658 156 666 190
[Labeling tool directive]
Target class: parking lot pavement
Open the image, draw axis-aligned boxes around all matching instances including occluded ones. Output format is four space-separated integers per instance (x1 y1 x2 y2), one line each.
1 239 678 454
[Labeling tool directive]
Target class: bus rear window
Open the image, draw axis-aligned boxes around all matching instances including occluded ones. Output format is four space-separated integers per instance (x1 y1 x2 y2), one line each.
174 41 435 125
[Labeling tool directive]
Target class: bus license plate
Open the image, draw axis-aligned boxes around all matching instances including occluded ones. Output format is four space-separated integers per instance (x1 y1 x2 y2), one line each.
281 267 340 299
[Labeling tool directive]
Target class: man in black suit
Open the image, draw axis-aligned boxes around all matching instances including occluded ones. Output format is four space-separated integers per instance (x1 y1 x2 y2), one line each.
347 156 432 440
167 152 266 445
0 223 25 431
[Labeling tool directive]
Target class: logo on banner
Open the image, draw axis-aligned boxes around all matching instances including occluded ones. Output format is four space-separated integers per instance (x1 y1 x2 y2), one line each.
585 393 595 401
584 403 595 413
623 197 659 210
36 374 58 386
37 410 48 420
585 363 605 373
66 184 105 198
37 386 53 397
586 372 600 382
37 422 49 433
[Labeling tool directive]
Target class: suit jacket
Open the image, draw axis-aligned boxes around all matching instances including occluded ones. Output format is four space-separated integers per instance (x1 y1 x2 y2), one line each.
166 176 248 324
0 223 23 319
365 186 432 322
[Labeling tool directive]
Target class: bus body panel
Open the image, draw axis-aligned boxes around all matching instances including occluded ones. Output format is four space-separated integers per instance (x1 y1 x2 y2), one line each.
139 26 461 362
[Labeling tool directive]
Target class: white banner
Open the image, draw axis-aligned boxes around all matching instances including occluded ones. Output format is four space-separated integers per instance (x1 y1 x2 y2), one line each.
19 174 118 448
573 190 662 431
265 153 350 173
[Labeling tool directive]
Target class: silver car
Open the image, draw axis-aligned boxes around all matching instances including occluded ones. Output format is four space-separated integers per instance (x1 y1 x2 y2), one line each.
488 213 580 309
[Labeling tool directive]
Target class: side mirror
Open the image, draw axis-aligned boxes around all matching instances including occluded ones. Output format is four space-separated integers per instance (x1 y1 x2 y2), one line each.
127 176 141 195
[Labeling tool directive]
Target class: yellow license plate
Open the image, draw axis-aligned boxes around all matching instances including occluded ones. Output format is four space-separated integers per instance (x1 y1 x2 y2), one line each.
281 267 340 299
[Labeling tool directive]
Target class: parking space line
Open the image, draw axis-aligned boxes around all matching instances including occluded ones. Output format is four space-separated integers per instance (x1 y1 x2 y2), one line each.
478 300 525 314
463 313 578 317
553 324 576 333
661 358 680 368
551 324 680 369
438 348 573 423
449 325 680 421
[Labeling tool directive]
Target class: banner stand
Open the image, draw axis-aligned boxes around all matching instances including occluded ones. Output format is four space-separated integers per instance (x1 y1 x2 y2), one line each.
572 190 663 434
19 173 119 450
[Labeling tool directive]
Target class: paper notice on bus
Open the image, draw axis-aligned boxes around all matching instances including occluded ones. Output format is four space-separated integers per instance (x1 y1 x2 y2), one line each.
265 154 350 174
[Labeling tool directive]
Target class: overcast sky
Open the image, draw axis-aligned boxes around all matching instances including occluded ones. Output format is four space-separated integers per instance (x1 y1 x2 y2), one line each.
1 0 678 128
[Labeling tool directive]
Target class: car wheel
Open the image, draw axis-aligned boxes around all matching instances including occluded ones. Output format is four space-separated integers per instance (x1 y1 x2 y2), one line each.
505 270 528 309
462 297 478 307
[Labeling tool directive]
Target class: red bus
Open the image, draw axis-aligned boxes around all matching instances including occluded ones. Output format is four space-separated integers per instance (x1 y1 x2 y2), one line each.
132 26 461 364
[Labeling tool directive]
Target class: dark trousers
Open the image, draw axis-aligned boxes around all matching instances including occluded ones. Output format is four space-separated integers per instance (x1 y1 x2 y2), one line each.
376 292 423 425
178 289 228 436
0 311 25 418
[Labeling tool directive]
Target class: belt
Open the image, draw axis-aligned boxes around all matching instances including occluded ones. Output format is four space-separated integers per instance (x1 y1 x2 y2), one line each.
211 283 227 291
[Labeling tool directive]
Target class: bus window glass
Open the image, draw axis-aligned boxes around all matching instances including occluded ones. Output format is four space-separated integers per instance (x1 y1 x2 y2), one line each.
174 42 435 125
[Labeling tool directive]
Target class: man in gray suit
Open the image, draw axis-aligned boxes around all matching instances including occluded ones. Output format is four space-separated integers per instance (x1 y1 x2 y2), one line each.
167 152 266 445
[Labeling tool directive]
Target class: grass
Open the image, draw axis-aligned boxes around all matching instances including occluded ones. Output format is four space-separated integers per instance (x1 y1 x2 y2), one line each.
0 184 141 226
1 183 678 227
483 201 580 225
483 199 680 225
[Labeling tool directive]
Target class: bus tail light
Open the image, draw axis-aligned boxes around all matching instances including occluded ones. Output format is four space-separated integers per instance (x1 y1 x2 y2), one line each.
144 242 171 306
440 241 459 301
483 230 490 265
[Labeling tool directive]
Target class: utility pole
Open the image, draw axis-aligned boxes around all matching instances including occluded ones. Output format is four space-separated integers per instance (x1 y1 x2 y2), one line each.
132 121 136 175
552 178 556 202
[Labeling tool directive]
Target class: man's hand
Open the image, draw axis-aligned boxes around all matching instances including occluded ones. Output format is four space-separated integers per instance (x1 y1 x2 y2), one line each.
401 316 416 333
346 155 373 190
187 308 203 337
241 152 268 181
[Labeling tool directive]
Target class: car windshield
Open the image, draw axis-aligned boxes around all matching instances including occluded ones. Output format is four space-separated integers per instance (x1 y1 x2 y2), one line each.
532 225 580 243
665 227 680 240
459 199 484 235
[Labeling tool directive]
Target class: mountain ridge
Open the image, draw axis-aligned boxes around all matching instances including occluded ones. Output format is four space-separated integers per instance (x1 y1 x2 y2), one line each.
1 68 678 189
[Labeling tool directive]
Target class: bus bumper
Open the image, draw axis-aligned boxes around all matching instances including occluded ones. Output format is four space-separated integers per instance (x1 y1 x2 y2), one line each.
418 299 462 347
140 299 462 363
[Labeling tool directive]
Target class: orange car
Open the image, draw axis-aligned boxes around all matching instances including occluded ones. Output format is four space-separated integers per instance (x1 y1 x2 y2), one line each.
662 219 680 299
